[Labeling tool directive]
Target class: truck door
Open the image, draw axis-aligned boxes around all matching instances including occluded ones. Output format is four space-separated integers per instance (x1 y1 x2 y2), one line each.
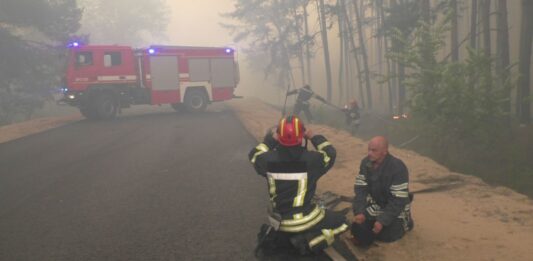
149 55 180 104
71 50 97 87
100 50 136 83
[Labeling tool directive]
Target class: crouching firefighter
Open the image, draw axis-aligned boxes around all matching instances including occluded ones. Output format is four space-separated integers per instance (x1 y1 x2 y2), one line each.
248 115 349 257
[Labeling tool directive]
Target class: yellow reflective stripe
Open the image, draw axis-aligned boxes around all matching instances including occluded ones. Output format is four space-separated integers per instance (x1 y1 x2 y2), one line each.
250 143 269 163
324 229 335 245
334 223 349 234
309 224 349 248
317 141 332 151
293 213 303 220
281 206 321 226
295 117 300 137
309 235 325 248
390 183 409 190
316 141 332 166
280 119 286 137
268 177 276 197
256 143 269 152
319 151 331 166
392 191 409 198
292 178 308 207
279 209 325 232
355 175 368 186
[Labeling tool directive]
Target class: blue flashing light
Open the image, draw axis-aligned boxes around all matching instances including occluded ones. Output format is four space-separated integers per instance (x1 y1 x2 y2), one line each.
148 48 156 54
225 48 232 54
67 41 80 48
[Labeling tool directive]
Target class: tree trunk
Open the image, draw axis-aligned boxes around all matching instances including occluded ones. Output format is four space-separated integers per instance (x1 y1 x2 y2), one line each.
481 0 492 93
317 0 333 102
337 0 345 105
293 7 306 87
342 0 365 108
375 2 384 104
303 2 312 85
496 0 510 117
451 0 459 61
482 0 491 57
353 0 372 110
377 0 393 114
518 0 533 124
470 0 478 49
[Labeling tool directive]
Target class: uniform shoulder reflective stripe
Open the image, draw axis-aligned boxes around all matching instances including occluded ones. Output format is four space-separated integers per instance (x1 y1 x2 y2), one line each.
317 141 332 151
256 143 269 152
251 143 269 163
251 150 266 163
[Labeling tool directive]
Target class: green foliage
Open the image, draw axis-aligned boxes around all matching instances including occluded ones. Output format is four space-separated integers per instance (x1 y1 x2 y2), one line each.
389 15 511 149
222 0 315 88
0 0 82 125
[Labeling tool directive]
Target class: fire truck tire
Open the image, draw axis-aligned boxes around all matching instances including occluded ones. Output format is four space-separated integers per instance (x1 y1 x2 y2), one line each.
79 106 98 120
184 89 208 112
95 94 118 119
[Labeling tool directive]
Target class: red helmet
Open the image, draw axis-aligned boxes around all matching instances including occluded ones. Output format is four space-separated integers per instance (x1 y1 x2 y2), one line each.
277 115 305 146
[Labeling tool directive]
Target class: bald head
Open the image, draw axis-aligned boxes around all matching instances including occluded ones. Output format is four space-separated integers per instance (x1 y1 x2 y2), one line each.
368 136 389 163
369 136 388 150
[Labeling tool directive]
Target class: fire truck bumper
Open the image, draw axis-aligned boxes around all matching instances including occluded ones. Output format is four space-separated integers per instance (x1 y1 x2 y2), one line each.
58 91 86 106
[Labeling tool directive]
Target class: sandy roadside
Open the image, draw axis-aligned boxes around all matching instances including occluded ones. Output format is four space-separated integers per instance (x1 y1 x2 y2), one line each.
0 114 82 144
227 98 533 261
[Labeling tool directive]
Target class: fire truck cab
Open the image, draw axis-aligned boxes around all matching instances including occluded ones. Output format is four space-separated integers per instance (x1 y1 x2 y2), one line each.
62 44 239 119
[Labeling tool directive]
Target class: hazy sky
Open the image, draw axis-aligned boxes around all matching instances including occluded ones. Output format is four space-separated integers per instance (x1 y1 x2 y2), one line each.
166 0 235 47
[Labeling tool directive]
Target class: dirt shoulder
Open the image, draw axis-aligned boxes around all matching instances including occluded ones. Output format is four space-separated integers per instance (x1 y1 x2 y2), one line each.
227 98 533 261
0 114 82 144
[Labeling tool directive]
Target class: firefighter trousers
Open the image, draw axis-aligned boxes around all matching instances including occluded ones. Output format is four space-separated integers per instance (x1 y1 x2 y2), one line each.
350 217 407 246
256 210 348 257
293 103 313 123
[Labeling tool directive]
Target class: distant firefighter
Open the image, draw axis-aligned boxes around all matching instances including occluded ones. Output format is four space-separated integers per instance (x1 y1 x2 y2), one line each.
342 99 361 134
286 85 326 123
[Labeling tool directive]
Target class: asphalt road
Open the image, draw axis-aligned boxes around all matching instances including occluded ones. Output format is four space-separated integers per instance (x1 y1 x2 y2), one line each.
0 105 268 260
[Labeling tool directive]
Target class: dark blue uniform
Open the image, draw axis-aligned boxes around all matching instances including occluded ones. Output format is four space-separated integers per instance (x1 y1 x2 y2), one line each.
249 132 348 255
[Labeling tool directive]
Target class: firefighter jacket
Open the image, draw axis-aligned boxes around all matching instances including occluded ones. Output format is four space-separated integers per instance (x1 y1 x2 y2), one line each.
249 133 336 233
353 154 411 226
287 88 314 105
342 106 360 124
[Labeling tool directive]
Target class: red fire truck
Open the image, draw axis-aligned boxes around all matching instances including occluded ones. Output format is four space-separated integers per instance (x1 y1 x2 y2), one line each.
61 44 240 119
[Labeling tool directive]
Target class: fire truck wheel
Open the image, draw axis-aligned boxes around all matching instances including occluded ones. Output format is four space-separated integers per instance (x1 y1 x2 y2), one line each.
95 94 118 119
79 106 97 120
184 89 208 112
